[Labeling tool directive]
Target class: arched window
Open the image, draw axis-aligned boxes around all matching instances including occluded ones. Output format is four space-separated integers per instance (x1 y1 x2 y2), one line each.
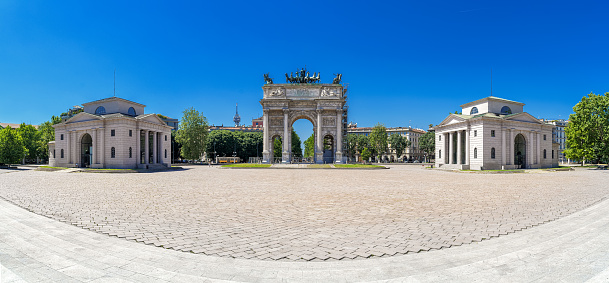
95 106 106 115
544 149 547 159
129 147 132 158
111 147 115 158
165 135 167 141
470 107 479 115
500 106 512 115
128 107 136 116
474 148 478 159
61 149 64 158
165 149 167 158
491 148 496 159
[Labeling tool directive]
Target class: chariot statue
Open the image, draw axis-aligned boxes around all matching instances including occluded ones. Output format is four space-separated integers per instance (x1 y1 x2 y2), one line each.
263 73 273 84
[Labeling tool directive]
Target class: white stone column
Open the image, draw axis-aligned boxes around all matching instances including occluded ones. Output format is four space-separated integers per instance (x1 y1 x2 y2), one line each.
501 128 506 166
145 130 149 164
465 129 470 165
537 132 541 165
67 130 71 165
508 129 513 165
262 109 269 163
335 109 343 163
100 128 105 167
92 129 97 165
135 128 140 165
444 133 449 164
528 131 534 167
316 109 323 164
153 131 157 164
457 130 462 165
282 109 289 163
448 132 454 164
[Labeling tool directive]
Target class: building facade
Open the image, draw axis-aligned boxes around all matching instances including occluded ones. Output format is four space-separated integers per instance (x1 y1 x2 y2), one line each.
347 126 427 162
434 96 558 170
49 97 173 169
542 119 568 163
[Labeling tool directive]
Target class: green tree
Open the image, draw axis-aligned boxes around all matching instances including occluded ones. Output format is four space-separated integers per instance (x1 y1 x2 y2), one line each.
0 126 26 165
360 147 371 163
344 134 358 160
388 133 409 160
291 129 302 158
304 134 314 158
565 92 609 164
273 137 282 158
419 130 436 162
18 123 39 163
369 123 388 161
175 107 209 160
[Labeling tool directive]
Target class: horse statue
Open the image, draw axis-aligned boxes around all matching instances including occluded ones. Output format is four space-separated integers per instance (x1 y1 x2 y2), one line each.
264 73 273 84
332 73 342 84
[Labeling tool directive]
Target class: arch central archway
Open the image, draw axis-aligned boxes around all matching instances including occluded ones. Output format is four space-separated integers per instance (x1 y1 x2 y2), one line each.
514 133 526 168
260 82 346 164
80 133 92 168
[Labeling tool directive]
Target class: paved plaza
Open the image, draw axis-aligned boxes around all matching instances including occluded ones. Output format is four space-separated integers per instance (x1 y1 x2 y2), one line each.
1 165 608 264
1 165 609 282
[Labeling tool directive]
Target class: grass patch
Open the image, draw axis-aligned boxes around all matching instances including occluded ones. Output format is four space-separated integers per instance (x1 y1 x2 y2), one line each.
221 164 271 168
39 166 69 169
307 164 332 168
334 164 386 168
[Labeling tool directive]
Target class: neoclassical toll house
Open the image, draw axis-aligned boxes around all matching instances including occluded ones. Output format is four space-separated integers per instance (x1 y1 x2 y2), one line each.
434 96 559 170
49 97 172 169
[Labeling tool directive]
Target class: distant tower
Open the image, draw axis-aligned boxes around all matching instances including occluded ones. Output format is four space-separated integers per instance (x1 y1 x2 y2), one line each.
233 103 241 126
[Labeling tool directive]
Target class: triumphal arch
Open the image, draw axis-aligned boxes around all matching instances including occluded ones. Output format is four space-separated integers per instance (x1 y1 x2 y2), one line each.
261 69 347 164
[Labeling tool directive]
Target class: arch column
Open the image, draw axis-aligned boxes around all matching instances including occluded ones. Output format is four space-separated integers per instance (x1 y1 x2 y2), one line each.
282 109 290 163
335 109 343 164
262 109 270 163
316 109 323 164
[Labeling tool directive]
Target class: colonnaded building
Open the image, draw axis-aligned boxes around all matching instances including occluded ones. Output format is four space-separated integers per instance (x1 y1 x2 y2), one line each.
49 97 173 169
434 96 558 170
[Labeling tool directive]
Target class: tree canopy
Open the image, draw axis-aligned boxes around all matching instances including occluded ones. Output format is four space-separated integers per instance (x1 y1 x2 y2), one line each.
175 107 209 160
388 133 409 158
206 130 263 161
304 134 314 158
565 92 609 164
0 126 26 165
369 123 388 160
419 130 436 162
18 123 39 162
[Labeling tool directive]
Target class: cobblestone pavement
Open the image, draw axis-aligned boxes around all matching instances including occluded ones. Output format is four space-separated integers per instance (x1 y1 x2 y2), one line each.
0 166 607 262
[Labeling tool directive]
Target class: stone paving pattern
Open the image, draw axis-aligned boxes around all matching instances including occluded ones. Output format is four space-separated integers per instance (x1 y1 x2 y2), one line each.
0 166 607 262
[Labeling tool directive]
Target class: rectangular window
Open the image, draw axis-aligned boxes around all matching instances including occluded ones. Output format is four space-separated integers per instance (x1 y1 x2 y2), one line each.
111 129 115 136
491 130 495 137
474 130 477 137
129 130 132 137
60 134 64 140
544 134 546 140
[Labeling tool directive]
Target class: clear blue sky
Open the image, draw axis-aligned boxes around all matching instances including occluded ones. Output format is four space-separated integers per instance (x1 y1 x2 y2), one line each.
1 1 608 141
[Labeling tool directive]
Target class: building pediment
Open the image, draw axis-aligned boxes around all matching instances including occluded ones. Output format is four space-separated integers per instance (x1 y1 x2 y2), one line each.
136 114 170 126
437 114 469 127
63 112 102 124
504 112 544 124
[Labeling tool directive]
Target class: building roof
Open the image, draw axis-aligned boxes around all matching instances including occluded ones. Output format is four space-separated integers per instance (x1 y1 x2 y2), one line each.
0 122 39 129
81 97 146 107
459 96 525 108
